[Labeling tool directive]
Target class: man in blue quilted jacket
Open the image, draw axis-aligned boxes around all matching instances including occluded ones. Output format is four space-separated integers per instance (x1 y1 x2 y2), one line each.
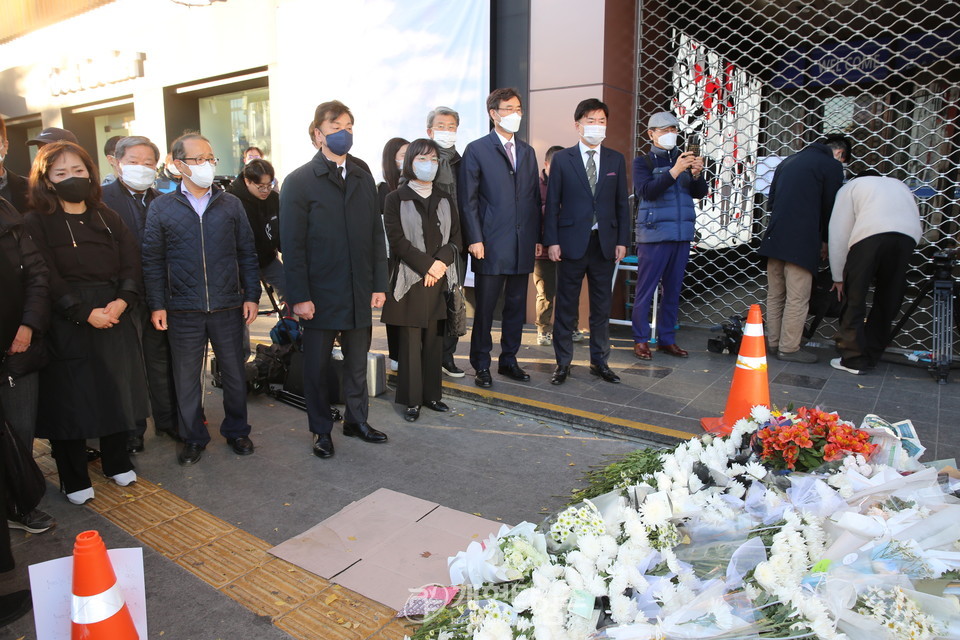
630 112 707 361
142 133 261 466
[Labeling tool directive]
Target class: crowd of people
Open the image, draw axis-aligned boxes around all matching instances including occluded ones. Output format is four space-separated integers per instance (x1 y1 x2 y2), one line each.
0 88 924 625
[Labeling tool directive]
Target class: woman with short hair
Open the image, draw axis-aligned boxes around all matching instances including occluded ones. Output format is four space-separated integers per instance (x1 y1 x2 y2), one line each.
381 138 461 422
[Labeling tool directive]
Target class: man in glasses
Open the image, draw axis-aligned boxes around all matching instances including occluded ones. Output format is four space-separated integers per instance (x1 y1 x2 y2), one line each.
459 88 542 388
142 132 261 466
102 135 180 454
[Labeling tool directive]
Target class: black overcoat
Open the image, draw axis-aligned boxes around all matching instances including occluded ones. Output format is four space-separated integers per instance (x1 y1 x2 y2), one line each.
280 151 388 330
758 143 845 274
380 185 461 328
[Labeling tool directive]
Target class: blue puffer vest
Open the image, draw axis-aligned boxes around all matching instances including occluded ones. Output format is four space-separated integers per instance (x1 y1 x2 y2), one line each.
635 148 698 244
142 188 260 312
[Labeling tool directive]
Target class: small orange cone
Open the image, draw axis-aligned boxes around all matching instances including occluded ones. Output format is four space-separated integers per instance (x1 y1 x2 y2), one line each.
701 304 770 435
71 530 139 639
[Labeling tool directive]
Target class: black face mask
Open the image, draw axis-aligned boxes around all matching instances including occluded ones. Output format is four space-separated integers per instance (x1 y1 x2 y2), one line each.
52 176 91 203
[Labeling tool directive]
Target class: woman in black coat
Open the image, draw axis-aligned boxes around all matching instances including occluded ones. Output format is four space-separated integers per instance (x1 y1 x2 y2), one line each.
23 141 147 505
0 196 56 532
377 137 409 368
381 139 461 422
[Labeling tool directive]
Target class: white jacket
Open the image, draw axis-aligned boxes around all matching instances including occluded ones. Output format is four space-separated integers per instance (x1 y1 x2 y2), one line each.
828 176 922 281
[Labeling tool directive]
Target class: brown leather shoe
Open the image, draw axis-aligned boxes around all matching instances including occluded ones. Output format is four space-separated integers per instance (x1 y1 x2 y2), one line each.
658 343 689 358
633 342 652 360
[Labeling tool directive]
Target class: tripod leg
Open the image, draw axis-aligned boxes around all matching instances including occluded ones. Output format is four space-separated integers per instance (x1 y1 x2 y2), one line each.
888 279 934 345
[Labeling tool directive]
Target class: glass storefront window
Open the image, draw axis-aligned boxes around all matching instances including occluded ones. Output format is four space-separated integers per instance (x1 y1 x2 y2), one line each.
199 86 270 176
94 110 135 180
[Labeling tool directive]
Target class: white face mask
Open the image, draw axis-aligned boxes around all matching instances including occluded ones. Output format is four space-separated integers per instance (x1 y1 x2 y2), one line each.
120 164 157 191
656 132 678 150
183 161 215 189
498 112 522 134
413 160 438 182
432 130 457 149
581 125 606 146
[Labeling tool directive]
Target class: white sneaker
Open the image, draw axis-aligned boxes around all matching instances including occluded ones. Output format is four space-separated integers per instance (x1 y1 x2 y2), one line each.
537 332 553 346
66 487 95 505
830 358 864 375
110 470 138 487
571 330 585 343
389 359 399 372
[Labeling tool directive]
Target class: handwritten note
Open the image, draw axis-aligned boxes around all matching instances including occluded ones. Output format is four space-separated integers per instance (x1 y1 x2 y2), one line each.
28 547 147 639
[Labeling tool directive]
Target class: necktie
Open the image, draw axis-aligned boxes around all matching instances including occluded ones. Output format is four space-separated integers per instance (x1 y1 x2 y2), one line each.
505 141 516 170
586 150 597 195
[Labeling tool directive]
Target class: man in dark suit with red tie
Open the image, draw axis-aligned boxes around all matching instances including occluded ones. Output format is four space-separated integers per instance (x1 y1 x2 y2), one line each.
543 98 630 385
459 88 543 388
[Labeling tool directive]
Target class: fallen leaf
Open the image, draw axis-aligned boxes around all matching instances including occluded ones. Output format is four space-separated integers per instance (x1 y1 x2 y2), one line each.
568 462 576 466
563 429 571 435
283 503 291 506
325 593 339 605
496 517 503 521
274 600 286 606
347 536 357 541
565 453 571 457
472 512 482 516
471 533 479 538
498 411 505 415
421 551 432 558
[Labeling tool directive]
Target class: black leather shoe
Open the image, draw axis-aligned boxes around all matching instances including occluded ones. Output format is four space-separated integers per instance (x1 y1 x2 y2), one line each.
313 434 334 458
404 406 421 422
177 443 204 466
226 436 254 455
590 363 621 383
85 447 101 462
343 422 388 443
475 369 493 388
551 365 571 385
156 427 182 442
425 400 449 412
126 436 144 454
497 363 530 381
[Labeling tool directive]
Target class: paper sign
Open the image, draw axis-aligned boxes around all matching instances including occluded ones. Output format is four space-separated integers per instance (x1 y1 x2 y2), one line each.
28 547 147 640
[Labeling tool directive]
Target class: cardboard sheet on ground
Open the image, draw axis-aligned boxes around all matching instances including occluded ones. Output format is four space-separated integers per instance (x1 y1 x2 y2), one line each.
28 547 147 639
269 488 504 609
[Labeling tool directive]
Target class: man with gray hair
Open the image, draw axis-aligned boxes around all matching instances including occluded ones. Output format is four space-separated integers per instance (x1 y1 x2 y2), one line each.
143 132 260 466
102 135 179 454
426 105 466 377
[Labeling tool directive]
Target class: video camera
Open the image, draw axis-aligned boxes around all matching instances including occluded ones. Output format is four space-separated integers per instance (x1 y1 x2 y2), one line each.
707 314 744 355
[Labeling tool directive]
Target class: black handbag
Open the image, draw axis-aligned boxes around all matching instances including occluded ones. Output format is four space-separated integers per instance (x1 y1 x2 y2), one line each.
445 284 467 337
0 408 46 519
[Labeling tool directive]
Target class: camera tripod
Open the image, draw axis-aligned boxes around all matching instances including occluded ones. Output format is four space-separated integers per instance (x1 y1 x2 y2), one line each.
888 249 959 384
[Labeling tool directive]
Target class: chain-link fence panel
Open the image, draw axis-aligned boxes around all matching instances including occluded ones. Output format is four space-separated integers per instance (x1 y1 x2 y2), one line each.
635 0 959 355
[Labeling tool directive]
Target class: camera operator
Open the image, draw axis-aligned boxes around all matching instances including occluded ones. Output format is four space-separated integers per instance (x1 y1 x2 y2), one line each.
828 170 922 375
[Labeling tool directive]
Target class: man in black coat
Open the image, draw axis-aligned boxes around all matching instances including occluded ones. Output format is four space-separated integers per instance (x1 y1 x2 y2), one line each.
758 134 849 363
459 88 542 388
427 106 467 378
102 135 179 453
0 118 29 214
281 100 388 460
543 99 630 386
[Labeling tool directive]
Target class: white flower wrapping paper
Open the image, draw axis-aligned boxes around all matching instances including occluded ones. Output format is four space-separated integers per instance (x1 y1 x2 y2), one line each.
432 410 960 640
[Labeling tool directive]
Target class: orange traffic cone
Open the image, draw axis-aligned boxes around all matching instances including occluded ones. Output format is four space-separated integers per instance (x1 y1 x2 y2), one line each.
701 304 770 435
71 530 139 639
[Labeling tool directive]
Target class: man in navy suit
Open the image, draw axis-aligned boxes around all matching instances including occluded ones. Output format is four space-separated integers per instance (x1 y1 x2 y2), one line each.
543 99 630 385
459 88 542 388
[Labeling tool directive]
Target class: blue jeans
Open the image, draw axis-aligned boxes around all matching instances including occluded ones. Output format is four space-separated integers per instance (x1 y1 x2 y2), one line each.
168 309 250 446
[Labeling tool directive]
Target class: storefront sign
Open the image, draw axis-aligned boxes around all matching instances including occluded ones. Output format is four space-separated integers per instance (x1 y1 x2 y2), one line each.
49 51 145 96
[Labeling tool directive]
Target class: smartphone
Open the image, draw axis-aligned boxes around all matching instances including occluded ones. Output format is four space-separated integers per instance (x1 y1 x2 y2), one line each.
685 135 701 157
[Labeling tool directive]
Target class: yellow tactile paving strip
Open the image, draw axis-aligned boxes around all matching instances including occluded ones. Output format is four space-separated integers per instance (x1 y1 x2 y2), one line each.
30 441 409 640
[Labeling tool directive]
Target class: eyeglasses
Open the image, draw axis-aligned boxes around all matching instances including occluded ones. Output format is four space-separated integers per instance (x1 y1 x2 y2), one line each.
651 126 678 133
181 156 219 166
254 183 272 192
497 106 523 116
